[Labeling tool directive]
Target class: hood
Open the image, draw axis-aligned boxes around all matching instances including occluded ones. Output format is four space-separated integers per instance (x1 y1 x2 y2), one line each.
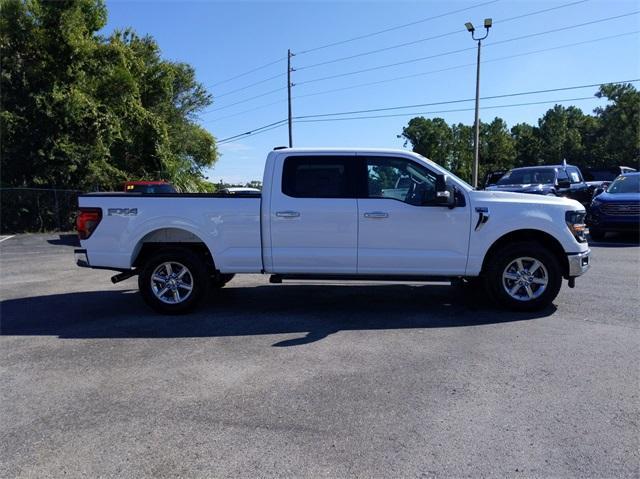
473 189 583 209
593 192 640 203
485 183 554 194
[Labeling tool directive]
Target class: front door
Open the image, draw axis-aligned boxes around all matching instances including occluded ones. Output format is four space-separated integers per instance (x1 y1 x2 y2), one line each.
357 155 471 276
269 154 358 274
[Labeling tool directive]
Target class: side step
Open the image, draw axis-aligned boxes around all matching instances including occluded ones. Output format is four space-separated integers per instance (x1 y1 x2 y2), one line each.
111 270 138 284
269 274 456 284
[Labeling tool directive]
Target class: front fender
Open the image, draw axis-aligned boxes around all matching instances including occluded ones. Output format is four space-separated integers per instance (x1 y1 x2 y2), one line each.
465 202 581 275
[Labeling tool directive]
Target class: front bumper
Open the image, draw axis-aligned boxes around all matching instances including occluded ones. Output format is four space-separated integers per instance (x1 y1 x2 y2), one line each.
75 249 90 268
567 249 591 277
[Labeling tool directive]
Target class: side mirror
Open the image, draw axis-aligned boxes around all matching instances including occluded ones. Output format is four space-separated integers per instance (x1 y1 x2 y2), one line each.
557 179 571 189
593 187 604 197
434 174 456 208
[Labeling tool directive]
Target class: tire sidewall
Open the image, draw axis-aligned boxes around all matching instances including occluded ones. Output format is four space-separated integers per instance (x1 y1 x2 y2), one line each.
138 248 208 314
485 242 562 311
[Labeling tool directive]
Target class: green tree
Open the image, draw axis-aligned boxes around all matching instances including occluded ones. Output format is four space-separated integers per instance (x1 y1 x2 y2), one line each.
593 83 640 168
478 117 516 179
0 0 217 192
511 123 542 167
401 117 452 168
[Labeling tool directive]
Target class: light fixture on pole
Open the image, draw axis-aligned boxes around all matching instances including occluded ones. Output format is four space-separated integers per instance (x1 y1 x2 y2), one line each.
465 17 492 188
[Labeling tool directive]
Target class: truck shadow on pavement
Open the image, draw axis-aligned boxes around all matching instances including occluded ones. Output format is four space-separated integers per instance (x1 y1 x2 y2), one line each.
0 283 556 346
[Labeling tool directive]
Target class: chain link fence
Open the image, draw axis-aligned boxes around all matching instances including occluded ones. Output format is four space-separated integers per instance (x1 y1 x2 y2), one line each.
0 188 82 234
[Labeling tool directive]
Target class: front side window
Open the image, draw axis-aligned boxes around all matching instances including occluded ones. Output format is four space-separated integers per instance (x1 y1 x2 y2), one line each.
365 157 437 206
282 156 354 198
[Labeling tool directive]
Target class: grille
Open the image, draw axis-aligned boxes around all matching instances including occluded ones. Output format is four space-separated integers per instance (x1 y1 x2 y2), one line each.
601 202 640 216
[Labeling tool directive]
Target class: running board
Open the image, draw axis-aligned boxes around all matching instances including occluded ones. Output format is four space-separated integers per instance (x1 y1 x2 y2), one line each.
269 274 458 284
111 269 138 284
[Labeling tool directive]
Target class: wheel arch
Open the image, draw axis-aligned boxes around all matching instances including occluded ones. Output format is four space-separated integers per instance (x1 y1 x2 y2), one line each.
131 227 216 273
481 229 569 277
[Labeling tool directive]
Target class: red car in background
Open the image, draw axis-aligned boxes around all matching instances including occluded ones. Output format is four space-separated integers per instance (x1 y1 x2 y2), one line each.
123 181 176 194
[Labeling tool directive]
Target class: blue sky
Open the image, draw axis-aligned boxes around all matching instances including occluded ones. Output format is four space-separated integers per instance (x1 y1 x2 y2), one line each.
103 0 640 184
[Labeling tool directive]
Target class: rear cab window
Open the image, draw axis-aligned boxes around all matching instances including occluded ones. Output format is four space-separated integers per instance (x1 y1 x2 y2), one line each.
282 156 358 198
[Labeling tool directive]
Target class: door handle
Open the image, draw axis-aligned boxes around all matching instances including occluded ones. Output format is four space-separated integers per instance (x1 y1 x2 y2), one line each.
275 210 300 218
363 211 389 219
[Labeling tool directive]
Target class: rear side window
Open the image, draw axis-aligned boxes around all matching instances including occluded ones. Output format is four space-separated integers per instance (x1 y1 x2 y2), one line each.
282 156 355 198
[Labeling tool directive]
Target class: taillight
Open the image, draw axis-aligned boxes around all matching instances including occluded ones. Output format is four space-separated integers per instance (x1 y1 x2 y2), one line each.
76 208 102 240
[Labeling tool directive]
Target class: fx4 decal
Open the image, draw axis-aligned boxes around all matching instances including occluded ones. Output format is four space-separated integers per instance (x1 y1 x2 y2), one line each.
108 208 138 217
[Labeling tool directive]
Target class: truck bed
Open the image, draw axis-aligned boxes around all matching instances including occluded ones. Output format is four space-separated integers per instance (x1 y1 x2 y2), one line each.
78 194 263 272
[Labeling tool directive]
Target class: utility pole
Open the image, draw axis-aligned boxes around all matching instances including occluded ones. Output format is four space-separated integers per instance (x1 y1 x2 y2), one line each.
287 49 294 148
465 18 492 188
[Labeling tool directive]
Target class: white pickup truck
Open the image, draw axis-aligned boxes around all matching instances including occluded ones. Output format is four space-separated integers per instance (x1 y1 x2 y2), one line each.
75 148 591 313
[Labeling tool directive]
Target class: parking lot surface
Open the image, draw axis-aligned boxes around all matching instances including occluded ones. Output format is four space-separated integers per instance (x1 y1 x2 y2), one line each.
1 233 639 478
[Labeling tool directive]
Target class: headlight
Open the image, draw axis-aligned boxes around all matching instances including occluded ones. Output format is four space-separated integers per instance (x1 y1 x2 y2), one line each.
566 210 587 243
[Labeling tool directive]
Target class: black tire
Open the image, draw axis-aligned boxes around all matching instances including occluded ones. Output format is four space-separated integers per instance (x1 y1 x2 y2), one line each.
483 241 562 311
589 228 606 241
138 248 208 314
211 273 235 289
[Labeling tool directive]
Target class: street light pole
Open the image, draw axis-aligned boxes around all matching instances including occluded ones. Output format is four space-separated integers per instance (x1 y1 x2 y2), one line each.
465 18 492 188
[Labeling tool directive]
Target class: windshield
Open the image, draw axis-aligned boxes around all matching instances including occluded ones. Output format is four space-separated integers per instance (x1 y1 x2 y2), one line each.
607 175 640 194
497 168 556 185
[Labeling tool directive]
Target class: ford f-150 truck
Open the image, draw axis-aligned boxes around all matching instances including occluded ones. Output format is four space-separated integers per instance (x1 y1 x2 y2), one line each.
75 148 591 313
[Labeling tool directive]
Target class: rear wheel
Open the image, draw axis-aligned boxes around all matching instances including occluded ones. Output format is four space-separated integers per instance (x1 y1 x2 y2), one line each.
138 248 208 314
483 242 562 311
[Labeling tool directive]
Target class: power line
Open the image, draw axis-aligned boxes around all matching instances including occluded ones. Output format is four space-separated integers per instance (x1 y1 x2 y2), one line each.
293 30 636 101
214 72 285 99
295 0 590 72
293 80 640 120
295 0 501 55
214 79 637 142
294 96 598 122
217 119 288 144
295 11 640 86
208 57 286 88
204 30 638 123
204 86 285 114
206 3 626 116
205 99 286 124
207 0 500 91
218 122 288 145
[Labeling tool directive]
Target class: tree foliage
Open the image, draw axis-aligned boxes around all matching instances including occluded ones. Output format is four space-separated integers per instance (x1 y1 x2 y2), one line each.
1 0 217 192
401 84 640 182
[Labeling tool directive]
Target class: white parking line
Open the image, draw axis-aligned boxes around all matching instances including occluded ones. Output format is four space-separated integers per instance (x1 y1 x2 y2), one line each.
0 235 15 243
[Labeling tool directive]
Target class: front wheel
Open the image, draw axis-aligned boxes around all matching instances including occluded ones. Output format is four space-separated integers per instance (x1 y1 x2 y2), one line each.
138 248 208 314
483 242 562 311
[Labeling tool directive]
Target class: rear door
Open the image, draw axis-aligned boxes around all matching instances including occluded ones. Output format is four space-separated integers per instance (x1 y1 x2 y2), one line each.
269 154 358 274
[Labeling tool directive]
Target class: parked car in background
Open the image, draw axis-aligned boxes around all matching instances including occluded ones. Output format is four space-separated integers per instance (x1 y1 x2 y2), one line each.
583 166 637 197
219 187 262 195
482 170 506 189
124 181 176 194
587 172 640 240
485 163 592 207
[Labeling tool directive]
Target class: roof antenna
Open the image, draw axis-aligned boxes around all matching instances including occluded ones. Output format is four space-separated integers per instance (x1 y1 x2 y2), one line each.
562 158 568 170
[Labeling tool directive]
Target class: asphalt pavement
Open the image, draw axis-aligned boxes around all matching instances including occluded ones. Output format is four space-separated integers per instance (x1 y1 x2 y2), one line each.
1 233 638 478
